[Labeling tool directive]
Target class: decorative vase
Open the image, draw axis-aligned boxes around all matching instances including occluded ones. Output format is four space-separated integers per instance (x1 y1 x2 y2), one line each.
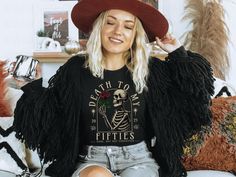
64 40 80 55
36 37 47 50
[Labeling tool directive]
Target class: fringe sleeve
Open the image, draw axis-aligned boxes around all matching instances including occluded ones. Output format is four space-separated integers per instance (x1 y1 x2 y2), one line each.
146 46 214 177
13 56 84 177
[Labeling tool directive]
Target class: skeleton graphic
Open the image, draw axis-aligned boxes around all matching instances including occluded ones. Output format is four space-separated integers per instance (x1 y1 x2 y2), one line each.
111 89 131 131
98 89 131 131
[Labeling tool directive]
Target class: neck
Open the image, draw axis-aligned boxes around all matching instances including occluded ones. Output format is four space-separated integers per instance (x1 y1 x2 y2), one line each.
103 53 125 70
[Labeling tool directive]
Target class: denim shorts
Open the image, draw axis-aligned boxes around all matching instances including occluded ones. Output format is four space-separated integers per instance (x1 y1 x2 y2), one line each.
72 141 159 177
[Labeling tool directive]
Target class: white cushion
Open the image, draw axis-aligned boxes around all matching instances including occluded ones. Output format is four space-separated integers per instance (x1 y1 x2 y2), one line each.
188 170 236 177
5 87 23 113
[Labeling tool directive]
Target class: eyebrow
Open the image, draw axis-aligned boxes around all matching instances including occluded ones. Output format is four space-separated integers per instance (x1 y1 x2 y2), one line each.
107 15 135 24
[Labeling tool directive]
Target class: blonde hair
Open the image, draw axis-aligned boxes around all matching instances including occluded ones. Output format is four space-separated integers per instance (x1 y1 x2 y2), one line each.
86 11 150 93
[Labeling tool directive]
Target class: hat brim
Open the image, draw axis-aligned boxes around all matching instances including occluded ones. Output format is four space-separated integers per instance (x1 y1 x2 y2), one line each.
71 0 169 42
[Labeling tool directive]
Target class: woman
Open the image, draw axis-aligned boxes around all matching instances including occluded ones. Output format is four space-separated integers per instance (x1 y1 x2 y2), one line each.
13 0 214 177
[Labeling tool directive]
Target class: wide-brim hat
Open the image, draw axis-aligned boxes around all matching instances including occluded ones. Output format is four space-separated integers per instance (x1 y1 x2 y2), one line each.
71 0 169 42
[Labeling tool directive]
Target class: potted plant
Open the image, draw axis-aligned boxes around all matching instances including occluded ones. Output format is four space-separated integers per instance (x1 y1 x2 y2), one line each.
36 29 49 50
37 29 48 37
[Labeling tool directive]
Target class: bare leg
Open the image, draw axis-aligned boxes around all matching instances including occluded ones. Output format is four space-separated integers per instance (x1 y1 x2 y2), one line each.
79 165 114 177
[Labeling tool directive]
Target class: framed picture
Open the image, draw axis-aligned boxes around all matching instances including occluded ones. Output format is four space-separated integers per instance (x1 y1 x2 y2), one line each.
33 1 78 51
44 11 69 46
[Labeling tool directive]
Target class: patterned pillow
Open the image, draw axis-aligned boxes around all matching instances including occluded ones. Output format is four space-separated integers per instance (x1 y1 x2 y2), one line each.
213 77 236 98
182 96 236 174
0 61 11 117
0 117 28 175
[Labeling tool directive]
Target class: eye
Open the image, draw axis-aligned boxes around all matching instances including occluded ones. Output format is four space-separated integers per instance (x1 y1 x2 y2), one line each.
124 23 134 30
107 20 115 25
125 26 134 30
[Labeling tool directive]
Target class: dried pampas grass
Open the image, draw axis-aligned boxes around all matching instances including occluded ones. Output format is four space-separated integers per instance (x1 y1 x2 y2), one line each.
183 0 229 80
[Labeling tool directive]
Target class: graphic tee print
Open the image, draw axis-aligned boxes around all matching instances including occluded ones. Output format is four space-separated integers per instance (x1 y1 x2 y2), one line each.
80 66 145 146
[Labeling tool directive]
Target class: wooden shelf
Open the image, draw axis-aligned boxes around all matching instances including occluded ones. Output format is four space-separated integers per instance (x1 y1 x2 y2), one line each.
33 52 71 63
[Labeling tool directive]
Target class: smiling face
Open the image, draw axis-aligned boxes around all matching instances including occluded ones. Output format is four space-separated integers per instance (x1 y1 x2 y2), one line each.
101 9 136 57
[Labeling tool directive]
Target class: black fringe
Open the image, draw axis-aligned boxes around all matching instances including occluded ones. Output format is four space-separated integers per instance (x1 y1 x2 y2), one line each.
13 56 85 177
146 48 214 177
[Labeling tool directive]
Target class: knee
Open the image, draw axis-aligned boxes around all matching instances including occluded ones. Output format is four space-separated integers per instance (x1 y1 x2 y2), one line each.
79 165 113 177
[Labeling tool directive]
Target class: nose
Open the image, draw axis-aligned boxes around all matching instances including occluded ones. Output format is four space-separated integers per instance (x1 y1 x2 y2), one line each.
114 24 123 35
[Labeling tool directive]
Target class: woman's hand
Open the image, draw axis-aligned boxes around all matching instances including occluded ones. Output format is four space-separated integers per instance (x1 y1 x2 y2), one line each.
155 33 182 53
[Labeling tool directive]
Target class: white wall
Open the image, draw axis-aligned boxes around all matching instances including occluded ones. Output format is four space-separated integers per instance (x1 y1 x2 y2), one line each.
223 0 236 89
0 0 76 83
0 0 34 59
0 0 235 88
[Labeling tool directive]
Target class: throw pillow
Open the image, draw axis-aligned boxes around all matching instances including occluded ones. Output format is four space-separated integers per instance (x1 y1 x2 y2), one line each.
182 96 236 174
0 61 11 116
213 77 236 98
0 117 28 175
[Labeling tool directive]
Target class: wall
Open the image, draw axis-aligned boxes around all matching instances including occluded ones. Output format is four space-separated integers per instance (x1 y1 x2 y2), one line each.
0 0 235 88
223 0 236 88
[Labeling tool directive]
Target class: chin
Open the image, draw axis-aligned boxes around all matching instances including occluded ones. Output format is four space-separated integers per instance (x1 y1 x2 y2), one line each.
104 47 128 55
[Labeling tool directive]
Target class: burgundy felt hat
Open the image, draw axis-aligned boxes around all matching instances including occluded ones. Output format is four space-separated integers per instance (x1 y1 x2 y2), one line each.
71 0 169 42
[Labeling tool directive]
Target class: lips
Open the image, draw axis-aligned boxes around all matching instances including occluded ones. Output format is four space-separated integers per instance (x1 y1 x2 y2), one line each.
109 37 123 44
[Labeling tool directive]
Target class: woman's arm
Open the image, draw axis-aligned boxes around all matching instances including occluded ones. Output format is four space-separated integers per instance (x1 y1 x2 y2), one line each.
13 55 85 177
147 45 214 177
